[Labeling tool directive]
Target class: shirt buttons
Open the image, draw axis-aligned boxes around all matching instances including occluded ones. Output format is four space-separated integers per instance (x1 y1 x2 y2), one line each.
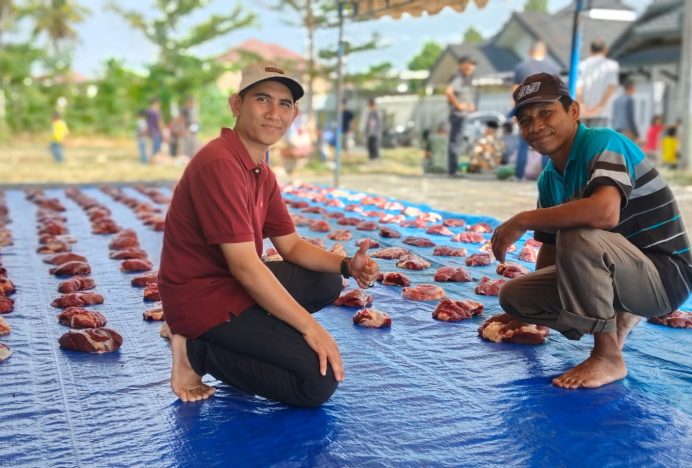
254 168 260 174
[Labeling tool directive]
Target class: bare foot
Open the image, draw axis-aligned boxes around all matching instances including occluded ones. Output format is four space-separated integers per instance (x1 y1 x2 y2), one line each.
160 321 171 339
170 334 215 402
552 333 626 389
615 311 641 349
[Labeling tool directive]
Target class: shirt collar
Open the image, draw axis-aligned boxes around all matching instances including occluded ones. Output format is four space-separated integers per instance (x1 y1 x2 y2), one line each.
220 127 264 173
543 123 586 177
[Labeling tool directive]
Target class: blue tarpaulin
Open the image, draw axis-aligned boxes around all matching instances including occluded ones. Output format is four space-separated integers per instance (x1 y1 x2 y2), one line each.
0 186 690 466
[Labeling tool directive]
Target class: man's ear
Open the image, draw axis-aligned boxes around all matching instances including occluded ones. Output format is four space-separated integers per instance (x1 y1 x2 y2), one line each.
290 104 300 126
229 94 241 118
570 100 580 121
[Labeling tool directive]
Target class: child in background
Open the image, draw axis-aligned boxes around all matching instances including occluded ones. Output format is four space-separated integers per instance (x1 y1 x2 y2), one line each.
661 126 679 169
50 112 69 163
643 115 664 162
136 110 148 164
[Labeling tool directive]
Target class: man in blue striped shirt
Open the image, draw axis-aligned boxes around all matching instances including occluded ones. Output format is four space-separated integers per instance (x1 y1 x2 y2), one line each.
492 73 692 390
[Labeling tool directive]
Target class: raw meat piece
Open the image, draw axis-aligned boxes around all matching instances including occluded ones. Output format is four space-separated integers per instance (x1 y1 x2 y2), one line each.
131 271 158 287
467 222 493 233
402 236 436 247
51 292 105 308
371 247 409 259
302 206 325 214
377 272 412 286
356 221 378 231
478 314 549 344
0 343 11 362
452 232 485 244
379 226 401 238
0 297 13 314
364 210 385 218
396 254 431 270
325 211 345 219
43 252 87 265
301 237 325 249
328 229 352 241
525 238 543 248
121 259 154 272
648 310 692 328
38 221 68 236
38 234 77 245
109 229 139 250
480 241 516 254
475 276 506 296
433 246 467 257
57 307 107 329
109 248 149 260
432 299 484 322
426 225 454 237
383 201 404 211
308 219 331 232
353 309 392 328
337 217 363 226
92 218 121 234
58 328 123 353
356 238 379 249
400 219 429 229
325 199 344 208
0 278 15 295
403 284 446 301
465 253 493 267
289 200 309 209
143 305 165 321
50 261 91 277
37 240 71 254
143 283 160 301
518 246 539 263
334 289 373 307
379 214 405 224
497 262 530 279
443 218 466 227
291 214 310 226
417 212 443 223
434 267 472 282
330 243 347 256
401 206 422 217
362 196 387 207
344 204 363 213
0 316 10 335
58 276 96 293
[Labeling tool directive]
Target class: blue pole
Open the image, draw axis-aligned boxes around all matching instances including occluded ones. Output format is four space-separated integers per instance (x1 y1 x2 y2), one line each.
567 0 585 98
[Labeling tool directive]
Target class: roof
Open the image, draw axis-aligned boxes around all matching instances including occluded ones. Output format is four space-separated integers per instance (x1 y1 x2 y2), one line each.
217 39 305 65
447 43 519 76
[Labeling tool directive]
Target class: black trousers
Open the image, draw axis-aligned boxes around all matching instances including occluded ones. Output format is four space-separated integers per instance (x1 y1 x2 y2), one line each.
187 262 344 407
367 135 379 160
448 113 466 175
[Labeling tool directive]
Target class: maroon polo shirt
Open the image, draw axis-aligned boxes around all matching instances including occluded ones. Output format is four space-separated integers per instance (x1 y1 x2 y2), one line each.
158 128 295 338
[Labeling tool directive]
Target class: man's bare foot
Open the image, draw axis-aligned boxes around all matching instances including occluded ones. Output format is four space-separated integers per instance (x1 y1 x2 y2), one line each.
170 334 215 402
552 332 627 389
615 311 641 349
160 321 172 339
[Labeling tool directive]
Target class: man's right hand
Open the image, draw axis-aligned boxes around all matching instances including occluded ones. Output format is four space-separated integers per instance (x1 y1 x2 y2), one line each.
303 324 344 382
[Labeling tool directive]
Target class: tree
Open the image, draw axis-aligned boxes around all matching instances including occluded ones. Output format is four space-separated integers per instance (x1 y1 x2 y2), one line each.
407 41 443 71
524 0 548 12
109 0 256 118
463 26 484 44
24 0 89 57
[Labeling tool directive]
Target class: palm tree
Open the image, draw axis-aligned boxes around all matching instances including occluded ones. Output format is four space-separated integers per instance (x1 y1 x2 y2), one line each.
25 0 89 56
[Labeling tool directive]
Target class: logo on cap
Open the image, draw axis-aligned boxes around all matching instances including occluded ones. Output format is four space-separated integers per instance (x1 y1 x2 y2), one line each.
517 82 541 100
265 66 284 74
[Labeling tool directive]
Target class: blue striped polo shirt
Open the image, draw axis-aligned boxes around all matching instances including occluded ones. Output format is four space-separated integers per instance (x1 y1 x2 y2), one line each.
535 123 692 310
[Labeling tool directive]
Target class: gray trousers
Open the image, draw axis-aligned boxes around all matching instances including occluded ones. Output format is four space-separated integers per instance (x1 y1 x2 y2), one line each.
498 228 671 340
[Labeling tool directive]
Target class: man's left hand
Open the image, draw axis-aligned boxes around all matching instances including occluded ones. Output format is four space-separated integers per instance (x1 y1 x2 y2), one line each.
349 240 380 288
491 213 527 263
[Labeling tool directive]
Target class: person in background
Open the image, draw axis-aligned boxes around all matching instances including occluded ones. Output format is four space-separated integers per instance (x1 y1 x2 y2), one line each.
50 112 69 163
146 97 163 159
341 98 355 154
643 115 665 162
512 41 560 180
445 55 477 177
661 126 679 169
577 39 619 128
181 96 200 157
493 73 691 390
501 121 519 166
168 113 187 158
135 110 148 164
365 98 382 161
612 79 639 141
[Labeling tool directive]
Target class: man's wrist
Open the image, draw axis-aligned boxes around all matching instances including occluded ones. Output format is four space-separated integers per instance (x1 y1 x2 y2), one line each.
340 256 351 278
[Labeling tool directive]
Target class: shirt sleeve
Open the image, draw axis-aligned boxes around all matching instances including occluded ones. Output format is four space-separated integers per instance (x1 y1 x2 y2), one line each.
583 137 634 208
262 172 295 239
188 159 255 245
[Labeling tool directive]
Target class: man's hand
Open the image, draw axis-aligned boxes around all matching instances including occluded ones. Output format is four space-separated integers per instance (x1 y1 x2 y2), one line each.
349 240 380 288
491 213 527 263
302 324 344 382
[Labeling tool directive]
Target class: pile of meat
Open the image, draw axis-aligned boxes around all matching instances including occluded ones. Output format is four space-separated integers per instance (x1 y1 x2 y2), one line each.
648 311 692 328
478 314 550 344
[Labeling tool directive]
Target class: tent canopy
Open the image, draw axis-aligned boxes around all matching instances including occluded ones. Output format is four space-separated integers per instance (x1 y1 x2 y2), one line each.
351 0 490 19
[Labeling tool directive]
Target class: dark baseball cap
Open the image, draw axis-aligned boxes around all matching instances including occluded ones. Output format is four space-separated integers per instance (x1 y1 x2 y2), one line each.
511 73 570 116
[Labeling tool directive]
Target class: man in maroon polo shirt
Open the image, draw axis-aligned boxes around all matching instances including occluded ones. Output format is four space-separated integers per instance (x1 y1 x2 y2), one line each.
159 62 380 407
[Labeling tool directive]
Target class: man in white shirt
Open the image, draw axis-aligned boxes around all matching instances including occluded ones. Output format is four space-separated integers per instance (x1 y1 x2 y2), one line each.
577 39 619 128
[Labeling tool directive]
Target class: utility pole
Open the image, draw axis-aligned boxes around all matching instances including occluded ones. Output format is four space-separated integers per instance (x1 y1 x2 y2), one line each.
333 1 345 188
679 0 692 169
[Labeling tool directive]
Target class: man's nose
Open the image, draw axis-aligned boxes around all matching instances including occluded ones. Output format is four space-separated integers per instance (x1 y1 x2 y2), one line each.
265 101 280 119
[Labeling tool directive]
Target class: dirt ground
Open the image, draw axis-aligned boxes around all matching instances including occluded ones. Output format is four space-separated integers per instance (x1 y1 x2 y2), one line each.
295 172 692 227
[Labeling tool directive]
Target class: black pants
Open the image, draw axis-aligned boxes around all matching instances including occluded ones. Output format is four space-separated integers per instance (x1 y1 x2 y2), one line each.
187 262 344 407
367 135 379 160
448 114 466 175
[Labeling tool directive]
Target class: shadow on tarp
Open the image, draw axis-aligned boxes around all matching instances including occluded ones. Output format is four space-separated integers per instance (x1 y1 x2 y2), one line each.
0 186 690 467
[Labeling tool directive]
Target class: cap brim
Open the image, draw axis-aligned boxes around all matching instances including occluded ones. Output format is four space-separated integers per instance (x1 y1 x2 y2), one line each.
261 77 305 102
510 95 562 117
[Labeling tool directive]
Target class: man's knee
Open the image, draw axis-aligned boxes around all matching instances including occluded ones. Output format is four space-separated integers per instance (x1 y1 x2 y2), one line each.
296 368 339 408
498 278 522 316
556 228 600 253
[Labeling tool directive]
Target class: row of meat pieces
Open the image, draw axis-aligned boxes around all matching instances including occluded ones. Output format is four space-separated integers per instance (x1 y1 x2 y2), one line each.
101 186 165 231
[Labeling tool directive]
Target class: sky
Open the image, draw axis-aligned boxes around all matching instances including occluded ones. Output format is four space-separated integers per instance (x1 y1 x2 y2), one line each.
46 0 651 78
